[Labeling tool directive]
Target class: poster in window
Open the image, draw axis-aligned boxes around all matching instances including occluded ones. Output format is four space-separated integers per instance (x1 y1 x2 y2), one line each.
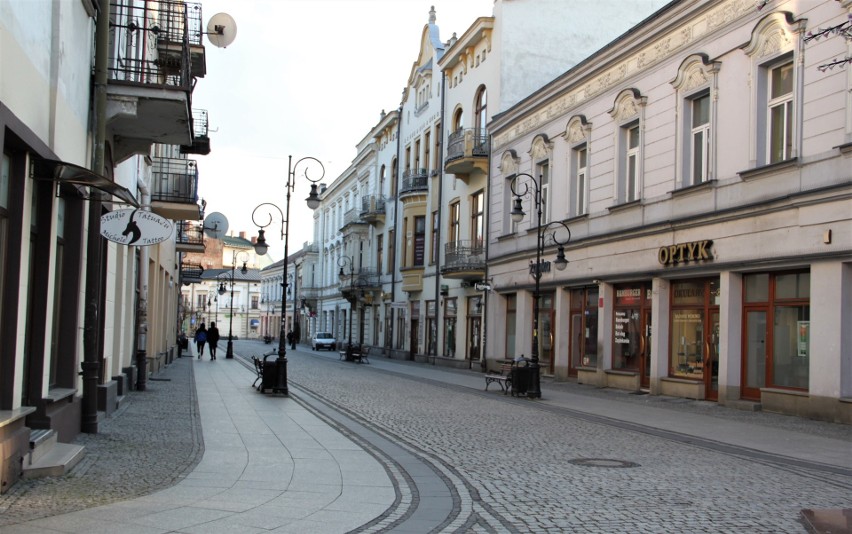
797 321 809 358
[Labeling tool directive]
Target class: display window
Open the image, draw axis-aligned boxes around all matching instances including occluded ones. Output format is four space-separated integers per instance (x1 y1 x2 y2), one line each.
669 278 720 399
612 283 652 387
742 271 809 400
570 287 598 374
536 293 555 373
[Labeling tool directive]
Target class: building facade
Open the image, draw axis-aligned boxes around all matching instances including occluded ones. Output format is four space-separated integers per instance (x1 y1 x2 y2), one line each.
487 0 851 422
0 0 217 491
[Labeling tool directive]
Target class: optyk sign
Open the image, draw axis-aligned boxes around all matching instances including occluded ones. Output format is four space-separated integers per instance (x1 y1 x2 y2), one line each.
101 208 173 246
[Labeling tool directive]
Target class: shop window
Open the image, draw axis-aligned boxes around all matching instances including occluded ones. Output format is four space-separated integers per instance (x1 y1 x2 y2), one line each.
426 300 437 355
505 294 516 360
570 287 599 371
443 298 457 357
743 271 810 397
612 284 651 371
669 279 720 380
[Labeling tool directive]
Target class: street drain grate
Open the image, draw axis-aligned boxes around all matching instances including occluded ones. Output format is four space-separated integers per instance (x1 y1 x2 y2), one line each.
569 458 640 468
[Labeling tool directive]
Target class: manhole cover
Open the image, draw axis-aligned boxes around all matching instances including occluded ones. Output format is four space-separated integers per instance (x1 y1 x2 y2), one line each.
568 458 640 468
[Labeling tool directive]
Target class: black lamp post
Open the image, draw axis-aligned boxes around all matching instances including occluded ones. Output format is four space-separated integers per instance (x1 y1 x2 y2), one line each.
251 155 324 395
510 173 571 399
219 252 248 359
338 256 356 358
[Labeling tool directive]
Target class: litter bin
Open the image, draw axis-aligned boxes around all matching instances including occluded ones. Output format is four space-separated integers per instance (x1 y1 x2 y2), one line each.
511 359 532 396
260 353 287 394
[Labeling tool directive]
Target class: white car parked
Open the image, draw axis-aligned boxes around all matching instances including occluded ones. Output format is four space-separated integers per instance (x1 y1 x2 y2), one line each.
311 332 337 351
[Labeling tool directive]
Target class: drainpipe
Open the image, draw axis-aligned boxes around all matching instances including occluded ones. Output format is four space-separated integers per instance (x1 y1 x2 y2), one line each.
82 0 110 434
390 105 402 357
135 159 150 391
480 133 493 372
434 72 446 365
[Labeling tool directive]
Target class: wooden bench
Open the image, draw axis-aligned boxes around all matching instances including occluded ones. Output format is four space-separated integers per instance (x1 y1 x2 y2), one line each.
484 362 514 394
339 345 371 364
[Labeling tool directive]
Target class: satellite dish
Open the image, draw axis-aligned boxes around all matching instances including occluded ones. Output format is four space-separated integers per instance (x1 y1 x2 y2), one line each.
203 212 229 239
206 13 237 48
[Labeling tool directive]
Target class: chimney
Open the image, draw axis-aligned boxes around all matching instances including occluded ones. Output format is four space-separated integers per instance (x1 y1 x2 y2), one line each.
239 231 246 239
251 236 257 244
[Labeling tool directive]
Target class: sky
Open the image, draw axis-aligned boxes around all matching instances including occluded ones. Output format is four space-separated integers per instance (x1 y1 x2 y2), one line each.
193 0 495 261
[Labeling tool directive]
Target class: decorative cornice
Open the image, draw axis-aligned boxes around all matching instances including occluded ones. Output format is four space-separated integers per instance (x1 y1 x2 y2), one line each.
493 0 757 151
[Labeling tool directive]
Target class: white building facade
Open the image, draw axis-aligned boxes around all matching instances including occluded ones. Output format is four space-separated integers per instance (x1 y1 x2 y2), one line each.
487 0 852 422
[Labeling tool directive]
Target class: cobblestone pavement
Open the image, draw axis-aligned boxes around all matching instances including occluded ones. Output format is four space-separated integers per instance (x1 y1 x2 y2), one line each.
0 339 849 533
0 354 203 527
283 347 851 533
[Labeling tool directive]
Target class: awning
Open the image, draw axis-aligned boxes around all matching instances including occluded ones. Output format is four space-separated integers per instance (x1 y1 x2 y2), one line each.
250 319 260 326
30 158 140 207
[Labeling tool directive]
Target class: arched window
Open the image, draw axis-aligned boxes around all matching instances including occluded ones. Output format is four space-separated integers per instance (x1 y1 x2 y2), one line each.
453 108 464 134
474 86 487 136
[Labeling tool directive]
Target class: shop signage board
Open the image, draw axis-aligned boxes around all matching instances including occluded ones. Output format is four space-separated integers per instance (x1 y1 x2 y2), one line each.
101 208 173 246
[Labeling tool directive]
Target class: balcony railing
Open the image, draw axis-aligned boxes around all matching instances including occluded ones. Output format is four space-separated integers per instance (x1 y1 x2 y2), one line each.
151 157 198 204
341 207 366 229
180 261 204 284
176 221 204 248
446 129 489 161
400 169 428 194
181 108 210 155
361 195 386 215
108 1 201 90
442 239 486 275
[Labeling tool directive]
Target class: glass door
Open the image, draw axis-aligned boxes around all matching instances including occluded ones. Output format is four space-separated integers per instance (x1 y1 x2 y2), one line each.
705 311 720 400
642 310 652 388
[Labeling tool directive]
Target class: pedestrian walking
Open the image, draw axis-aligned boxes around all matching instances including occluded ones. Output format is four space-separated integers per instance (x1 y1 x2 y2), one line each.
195 323 207 359
208 322 220 360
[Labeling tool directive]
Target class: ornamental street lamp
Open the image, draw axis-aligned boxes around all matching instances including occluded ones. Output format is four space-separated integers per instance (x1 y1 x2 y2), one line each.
510 173 571 399
338 256 356 358
251 155 324 395
218 251 249 359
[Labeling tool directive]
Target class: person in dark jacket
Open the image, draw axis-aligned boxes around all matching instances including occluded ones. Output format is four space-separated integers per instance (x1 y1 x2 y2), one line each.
195 323 207 359
207 322 221 360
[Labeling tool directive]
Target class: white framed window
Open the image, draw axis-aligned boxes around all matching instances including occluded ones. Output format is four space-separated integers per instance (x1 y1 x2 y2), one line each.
537 160 550 224
575 145 588 216
624 123 640 202
767 60 793 164
690 93 711 185
742 13 804 168
500 151 522 234
609 89 646 205
565 115 591 217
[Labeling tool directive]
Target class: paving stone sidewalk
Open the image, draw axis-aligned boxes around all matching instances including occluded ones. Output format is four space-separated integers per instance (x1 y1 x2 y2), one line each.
0 355 203 527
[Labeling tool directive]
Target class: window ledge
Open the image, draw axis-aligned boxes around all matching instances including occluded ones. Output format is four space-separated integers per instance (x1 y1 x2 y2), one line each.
576 366 597 372
44 388 77 403
497 232 517 242
605 369 637 376
607 199 641 212
737 157 798 180
760 387 808 398
564 213 589 224
661 376 700 384
0 407 37 429
669 179 717 198
834 142 852 155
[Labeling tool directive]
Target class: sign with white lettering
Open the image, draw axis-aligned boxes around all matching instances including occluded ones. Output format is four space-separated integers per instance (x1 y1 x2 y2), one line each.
100 208 173 246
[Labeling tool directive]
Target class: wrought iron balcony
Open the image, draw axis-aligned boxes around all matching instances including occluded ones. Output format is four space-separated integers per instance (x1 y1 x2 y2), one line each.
107 1 205 161
180 261 204 285
441 239 486 280
360 195 386 225
150 157 201 220
175 221 204 253
181 108 210 155
339 268 381 295
340 207 368 231
445 129 489 178
400 169 429 196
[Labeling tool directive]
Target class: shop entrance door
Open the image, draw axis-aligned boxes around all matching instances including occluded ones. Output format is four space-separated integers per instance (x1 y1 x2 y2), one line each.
641 310 652 389
468 316 481 363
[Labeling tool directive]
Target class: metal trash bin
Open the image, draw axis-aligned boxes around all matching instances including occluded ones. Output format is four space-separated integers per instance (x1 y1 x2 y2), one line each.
511 360 532 396
260 353 287 394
